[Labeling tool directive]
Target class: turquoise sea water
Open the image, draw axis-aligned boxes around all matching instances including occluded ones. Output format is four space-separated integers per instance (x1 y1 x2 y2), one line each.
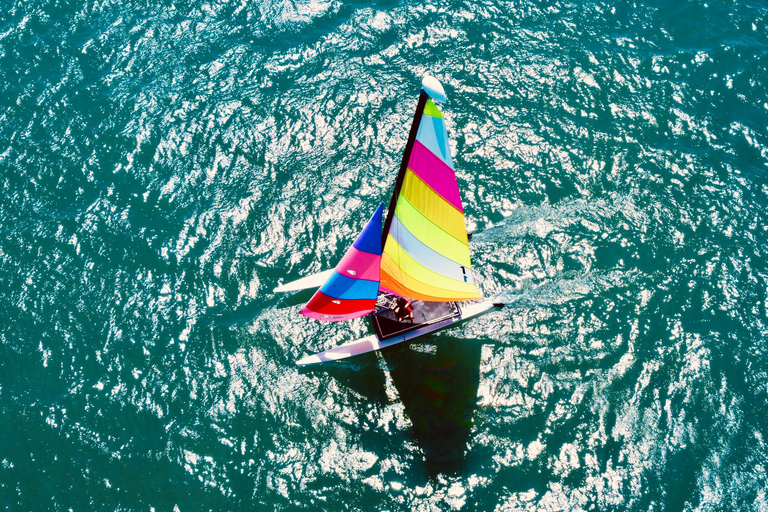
2 0 768 510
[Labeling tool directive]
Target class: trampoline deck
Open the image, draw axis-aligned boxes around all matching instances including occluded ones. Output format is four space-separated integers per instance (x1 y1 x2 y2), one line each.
371 293 461 340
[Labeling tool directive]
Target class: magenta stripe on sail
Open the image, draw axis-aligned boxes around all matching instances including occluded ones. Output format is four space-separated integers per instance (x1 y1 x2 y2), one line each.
407 141 464 213
335 246 381 282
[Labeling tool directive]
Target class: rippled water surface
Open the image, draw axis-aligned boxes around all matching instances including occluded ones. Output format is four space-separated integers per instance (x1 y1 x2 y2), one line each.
2 0 768 510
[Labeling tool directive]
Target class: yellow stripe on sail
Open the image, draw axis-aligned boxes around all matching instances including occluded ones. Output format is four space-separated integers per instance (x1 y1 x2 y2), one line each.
381 252 482 302
393 196 471 268
383 235 478 295
400 169 467 243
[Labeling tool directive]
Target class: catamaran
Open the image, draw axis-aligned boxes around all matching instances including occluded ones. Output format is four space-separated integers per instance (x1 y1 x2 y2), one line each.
274 75 501 366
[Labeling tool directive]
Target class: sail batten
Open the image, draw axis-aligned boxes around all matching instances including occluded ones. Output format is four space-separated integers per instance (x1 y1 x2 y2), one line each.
380 259 481 302
382 239 476 292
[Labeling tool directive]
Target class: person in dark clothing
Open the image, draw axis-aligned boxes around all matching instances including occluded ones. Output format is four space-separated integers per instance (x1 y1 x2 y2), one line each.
393 297 414 322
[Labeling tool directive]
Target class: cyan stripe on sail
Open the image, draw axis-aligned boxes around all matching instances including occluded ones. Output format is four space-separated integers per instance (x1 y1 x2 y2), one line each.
416 114 453 168
320 272 380 301
389 216 475 285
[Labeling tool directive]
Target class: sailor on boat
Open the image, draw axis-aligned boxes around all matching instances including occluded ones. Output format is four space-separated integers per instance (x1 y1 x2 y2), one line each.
394 297 414 323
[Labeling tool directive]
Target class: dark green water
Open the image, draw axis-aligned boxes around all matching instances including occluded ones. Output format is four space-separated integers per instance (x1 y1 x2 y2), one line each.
2 0 768 510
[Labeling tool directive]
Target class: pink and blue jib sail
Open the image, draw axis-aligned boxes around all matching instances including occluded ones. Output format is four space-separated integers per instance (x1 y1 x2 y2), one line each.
300 204 384 321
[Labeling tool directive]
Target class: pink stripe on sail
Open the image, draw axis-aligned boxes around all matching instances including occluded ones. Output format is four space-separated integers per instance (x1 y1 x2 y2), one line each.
335 246 381 282
407 140 464 213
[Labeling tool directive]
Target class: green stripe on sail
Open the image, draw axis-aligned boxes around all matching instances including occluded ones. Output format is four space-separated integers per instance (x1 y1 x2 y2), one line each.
423 99 444 119
393 195 471 268
383 237 478 295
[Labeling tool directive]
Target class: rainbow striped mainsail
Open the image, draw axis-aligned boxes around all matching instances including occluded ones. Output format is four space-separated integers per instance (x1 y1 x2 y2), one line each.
380 91 482 302
301 76 482 322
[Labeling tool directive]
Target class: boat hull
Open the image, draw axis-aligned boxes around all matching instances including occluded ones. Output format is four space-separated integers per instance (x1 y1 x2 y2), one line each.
295 300 500 366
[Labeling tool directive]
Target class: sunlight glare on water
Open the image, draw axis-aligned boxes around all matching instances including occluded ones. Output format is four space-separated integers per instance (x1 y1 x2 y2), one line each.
1 0 767 510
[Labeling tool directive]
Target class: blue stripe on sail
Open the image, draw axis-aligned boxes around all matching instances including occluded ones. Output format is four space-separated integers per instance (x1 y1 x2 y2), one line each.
353 203 384 255
320 272 380 301
389 216 475 285
416 115 453 168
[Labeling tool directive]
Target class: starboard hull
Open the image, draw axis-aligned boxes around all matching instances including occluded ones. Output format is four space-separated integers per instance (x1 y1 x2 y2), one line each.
295 300 500 366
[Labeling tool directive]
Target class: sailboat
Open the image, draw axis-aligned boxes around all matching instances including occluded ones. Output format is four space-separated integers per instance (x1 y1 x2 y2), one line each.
274 75 501 366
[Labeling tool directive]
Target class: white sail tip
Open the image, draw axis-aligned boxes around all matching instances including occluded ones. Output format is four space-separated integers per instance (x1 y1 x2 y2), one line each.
422 75 447 103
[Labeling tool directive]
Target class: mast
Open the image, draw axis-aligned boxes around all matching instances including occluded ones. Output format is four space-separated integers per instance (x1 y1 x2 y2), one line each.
381 90 429 247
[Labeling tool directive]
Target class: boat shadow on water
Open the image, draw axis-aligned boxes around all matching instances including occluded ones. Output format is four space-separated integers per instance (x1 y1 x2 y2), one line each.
302 352 390 404
303 335 483 477
382 335 482 477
